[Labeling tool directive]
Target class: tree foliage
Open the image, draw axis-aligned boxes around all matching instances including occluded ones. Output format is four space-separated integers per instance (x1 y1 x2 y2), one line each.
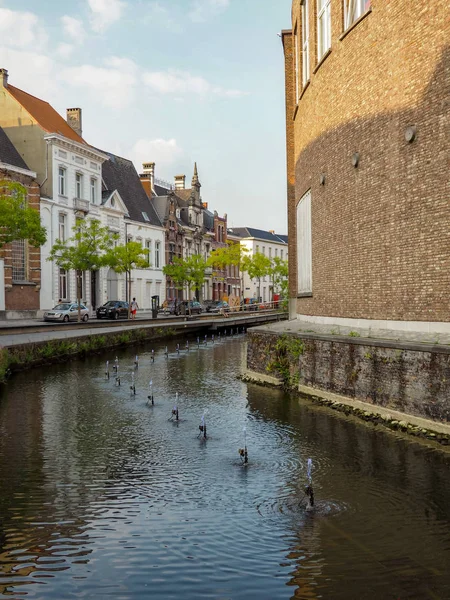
243 252 272 299
163 254 209 312
0 181 47 248
48 219 115 321
269 257 289 300
106 241 149 318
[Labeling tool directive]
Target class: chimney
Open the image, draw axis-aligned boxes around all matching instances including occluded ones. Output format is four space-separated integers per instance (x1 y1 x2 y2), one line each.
0 68 8 88
269 229 275 234
66 108 82 137
174 174 186 190
142 162 155 189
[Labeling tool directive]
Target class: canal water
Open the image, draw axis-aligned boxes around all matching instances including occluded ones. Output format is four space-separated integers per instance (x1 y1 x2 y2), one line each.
1 334 450 599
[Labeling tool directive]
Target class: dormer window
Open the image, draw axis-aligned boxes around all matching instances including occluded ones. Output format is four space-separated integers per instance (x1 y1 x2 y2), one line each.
111 197 116 208
176 208 181 219
142 211 150 222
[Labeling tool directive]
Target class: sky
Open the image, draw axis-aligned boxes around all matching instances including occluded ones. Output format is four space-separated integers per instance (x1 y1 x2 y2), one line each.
0 0 292 233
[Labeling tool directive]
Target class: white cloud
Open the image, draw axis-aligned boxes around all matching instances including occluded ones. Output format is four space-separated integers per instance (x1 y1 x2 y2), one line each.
130 138 184 174
61 16 86 43
0 7 47 50
188 0 230 23
142 69 247 98
0 46 58 99
60 57 138 109
87 0 126 33
146 2 182 33
56 43 75 60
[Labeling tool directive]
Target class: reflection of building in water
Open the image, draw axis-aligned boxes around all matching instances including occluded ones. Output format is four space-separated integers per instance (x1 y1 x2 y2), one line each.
287 516 324 599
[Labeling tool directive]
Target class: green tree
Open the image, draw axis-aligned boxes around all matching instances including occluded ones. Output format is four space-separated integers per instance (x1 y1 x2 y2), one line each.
163 254 209 315
48 219 115 321
0 181 47 248
208 241 248 300
106 241 149 318
268 257 289 302
243 252 272 302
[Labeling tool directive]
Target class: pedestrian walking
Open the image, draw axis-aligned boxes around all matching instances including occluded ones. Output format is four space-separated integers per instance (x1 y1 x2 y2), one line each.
130 297 139 319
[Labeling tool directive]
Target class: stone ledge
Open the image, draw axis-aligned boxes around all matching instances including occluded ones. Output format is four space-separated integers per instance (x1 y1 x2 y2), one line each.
298 385 450 444
241 368 282 387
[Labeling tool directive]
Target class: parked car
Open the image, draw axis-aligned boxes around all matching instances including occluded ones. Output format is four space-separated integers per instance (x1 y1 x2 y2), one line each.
203 299 218 313
209 301 229 313
44 302 89 322
183 300 203 315
96 301 129 320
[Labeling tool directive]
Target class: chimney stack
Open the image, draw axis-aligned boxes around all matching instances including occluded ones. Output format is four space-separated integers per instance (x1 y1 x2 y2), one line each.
0 68 8 88
66 108 82 137
142 162 155 188
174 174 186 190
269 229 275 234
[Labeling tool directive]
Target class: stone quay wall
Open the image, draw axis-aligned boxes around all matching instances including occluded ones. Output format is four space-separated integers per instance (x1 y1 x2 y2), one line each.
246 330 450 424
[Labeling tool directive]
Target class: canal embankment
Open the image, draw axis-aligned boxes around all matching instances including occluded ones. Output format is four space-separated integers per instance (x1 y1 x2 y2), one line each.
0 311 287 382
243 320 450 444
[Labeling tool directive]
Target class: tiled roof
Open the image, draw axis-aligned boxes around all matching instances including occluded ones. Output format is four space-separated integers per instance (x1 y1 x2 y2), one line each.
152 195 169 223
173 188 192 203
6 85 85 144
154 183 171 197
0 127 29 170
227 227 288 244
99 150 162 227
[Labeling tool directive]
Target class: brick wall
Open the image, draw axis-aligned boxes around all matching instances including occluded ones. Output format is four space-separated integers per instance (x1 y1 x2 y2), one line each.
0 170 41 310
285 0 450 322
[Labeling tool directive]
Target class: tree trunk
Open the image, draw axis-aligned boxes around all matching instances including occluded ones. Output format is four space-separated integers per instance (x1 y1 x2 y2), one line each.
77 270 82 322
128 270 132 319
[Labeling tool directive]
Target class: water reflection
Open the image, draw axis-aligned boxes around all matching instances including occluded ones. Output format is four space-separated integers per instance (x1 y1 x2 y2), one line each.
0 335 449 599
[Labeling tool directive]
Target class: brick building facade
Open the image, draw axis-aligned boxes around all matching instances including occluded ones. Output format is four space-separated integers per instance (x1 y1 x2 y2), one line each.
283 0 449 331
0 127 41 312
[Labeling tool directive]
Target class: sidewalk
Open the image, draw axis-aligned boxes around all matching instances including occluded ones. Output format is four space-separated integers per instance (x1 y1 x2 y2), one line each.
258 319 450 347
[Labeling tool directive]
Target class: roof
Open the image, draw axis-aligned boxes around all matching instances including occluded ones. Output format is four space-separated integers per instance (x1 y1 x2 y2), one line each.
6 85 85 144
0 127 30 170
99 150 162 227
173 188 192 203
154 183 171 197
228 227 288 244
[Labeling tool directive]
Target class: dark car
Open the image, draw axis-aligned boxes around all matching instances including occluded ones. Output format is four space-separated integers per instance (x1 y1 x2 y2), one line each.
183 301 203 315
96 301 129 320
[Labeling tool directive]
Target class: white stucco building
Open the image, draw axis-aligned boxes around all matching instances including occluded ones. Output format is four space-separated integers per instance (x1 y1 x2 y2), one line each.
228 227 288 303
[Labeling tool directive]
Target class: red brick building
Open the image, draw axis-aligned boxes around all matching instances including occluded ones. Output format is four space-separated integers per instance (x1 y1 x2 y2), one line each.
282 0 449 333
0 127 41 314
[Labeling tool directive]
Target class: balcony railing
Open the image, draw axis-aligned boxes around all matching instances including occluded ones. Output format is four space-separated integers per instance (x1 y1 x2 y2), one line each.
73 198 89 213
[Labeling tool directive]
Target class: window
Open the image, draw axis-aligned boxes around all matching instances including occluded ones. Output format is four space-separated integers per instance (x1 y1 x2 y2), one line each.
256 245 259 253
90 178 96 204
344 0 370 29
142 211 150 222
58 167 66 196
59 268 68 300
269 247 272 259
317 0 331 60
145 240 152 266
281 249 284 260
302 0 310 85
75 173 83 199
294 24 300 102
262 246 265 255
11 239 27 281
297 190 312 294
58 213 66 242
275 248 278 257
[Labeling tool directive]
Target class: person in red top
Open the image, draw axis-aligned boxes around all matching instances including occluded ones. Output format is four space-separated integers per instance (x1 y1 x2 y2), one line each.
130 297 139 319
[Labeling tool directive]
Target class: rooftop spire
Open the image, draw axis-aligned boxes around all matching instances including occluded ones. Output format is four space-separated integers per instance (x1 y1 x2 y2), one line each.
191 162 200 187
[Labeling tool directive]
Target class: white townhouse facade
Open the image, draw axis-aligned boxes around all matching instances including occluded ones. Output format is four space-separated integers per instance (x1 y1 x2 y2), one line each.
228 227 288 303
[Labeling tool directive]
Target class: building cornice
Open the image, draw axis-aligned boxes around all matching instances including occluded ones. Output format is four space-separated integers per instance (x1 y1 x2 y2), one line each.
44 134 109 163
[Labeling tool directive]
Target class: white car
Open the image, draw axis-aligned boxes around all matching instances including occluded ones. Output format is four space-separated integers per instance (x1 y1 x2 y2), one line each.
44 302 89 323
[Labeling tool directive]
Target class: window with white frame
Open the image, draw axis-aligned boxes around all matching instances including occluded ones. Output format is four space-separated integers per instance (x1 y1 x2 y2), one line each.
344 0 370 29
58 167 66 196
11 239 27 282
297 190 312 294
59 268 68 300
90 178 96 204
75 173 83 198
256 244 259 253
155 242 161 268
317 0 331 60
294 23 300 103
302 0 310 85
58 213 66 242
145 240 152 266
281 249 284 260
275 248 279 257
